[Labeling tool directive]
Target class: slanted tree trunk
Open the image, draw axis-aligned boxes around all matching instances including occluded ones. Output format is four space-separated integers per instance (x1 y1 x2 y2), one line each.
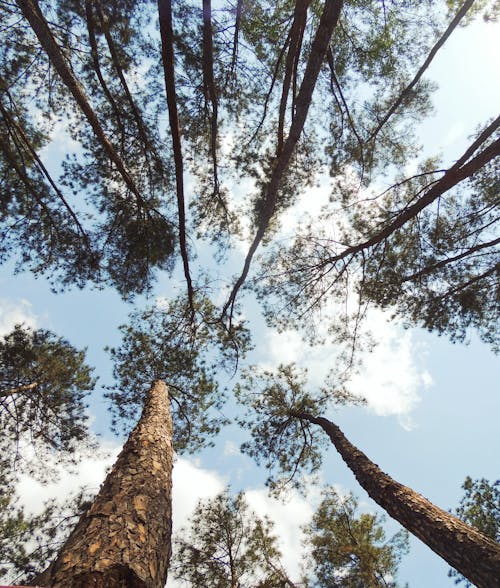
292 411 500 588
34 380 174 588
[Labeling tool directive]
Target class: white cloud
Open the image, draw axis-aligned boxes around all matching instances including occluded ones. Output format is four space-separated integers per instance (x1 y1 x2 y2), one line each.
171 458 225 533
348 310 433 429
0 298 39 336
262 302 433 429
16 441 121 516
223 440 240 457
244 486 314 582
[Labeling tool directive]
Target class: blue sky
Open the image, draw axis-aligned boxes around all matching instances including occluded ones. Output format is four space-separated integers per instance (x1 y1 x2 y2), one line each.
1 10 499 588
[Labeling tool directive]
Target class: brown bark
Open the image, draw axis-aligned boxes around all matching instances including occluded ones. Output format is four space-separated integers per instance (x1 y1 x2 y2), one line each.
277 0 309 155
292 411 500 588
223 0 343 321
34 380 174 588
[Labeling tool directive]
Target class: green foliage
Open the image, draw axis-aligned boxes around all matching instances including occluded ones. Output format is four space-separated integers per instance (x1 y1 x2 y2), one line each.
448 477 500 586
0 0 177 298
0 324 96 479
236 364 362 493
107 294 251 452
258 121 499 351
358 127 500 351
172 488 291 587
303 487 409 588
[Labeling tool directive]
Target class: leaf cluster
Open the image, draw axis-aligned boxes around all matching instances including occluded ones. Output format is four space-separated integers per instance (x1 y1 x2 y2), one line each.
0 324 96 479
236 364 361 493
107 293 251 452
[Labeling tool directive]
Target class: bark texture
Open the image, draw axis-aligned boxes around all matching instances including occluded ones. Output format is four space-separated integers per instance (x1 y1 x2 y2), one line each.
292 412 500 588
34 380 174 588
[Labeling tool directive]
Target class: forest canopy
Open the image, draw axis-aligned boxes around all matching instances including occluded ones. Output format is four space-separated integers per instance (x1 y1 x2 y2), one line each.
0 0 498 586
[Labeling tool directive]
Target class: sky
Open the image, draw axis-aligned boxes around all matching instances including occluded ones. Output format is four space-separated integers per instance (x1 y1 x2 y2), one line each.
1 8 499 588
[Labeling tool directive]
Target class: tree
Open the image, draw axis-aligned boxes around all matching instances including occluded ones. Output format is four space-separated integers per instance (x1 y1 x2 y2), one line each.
448 477 500 586
172 488 294 587
0 0 498 585
237 365 500 588
106 294 250 450
34 380 174 588
304 487 409 588
0 324 96 479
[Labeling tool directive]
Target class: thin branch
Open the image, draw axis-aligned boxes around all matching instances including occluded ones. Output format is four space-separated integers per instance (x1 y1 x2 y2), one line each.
316 135 500 270
84 0 126 149
277 0 309 155
229 0 243 76
401 236 500 283
367 0 475 143
15 0 146 208
0 89 93 253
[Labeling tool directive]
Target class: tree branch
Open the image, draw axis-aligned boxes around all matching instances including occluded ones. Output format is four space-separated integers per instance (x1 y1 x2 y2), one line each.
0 382 39 398
317 134 500 271
367 0 475 143
15 0 146 208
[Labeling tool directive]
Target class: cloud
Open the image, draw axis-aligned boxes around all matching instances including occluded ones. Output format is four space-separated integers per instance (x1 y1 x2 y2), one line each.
223 440 240 456
348 310 433 429
15 441 121 515
171 458 225 532
262 304 432 428
245 486 314 582
0 298 39 337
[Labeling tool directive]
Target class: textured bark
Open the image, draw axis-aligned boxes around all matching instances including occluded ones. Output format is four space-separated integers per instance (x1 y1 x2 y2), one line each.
34 380 174 588
0 382 39 398
292 411 500 588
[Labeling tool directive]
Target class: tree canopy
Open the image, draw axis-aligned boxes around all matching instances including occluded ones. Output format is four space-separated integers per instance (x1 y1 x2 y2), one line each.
172 489 293 587
0 0 499 585
304 487 409 588
0 324 96 480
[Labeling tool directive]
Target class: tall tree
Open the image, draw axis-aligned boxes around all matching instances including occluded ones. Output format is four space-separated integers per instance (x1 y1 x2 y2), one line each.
0 0 498 584
34 380 174 588
172 488 294 587
304 487 409 588
237 365 500 588
0 324 96 479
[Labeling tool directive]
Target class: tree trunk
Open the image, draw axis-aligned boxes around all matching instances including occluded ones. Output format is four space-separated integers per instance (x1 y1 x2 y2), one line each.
292 411 500 588
34 380 174 588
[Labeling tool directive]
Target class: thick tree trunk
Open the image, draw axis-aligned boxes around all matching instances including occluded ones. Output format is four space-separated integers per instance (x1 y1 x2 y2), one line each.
292 411 500 588
34 380 174 588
